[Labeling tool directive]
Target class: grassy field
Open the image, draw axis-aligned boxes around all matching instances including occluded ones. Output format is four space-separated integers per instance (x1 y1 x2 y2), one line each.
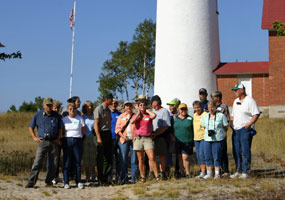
0 113 284 199
0 112 284 175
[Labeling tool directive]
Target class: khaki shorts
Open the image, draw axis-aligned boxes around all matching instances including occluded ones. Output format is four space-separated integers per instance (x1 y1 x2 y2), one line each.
133 136 154 151
154 136 168 155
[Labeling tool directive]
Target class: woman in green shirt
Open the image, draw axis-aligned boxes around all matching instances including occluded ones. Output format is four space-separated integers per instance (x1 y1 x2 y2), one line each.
173 103 194 178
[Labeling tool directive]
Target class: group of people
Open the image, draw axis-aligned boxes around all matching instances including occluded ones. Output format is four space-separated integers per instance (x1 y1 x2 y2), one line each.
25 82 260 189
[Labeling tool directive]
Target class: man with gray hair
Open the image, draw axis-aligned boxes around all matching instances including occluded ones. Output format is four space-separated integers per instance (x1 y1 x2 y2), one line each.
25 97 63 188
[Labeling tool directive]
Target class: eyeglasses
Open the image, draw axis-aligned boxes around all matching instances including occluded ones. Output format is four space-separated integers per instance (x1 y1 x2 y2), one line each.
180 108 187 111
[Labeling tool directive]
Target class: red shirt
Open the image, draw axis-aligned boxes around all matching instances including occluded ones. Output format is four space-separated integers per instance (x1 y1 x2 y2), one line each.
134 114 153 137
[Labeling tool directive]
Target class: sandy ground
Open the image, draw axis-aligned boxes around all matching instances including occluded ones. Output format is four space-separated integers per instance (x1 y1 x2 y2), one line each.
0 154 285 200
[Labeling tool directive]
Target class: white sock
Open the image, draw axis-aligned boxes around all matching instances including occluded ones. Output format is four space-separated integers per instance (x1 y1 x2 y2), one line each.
201 171 206 175
215 171 220 176
207 170 212 176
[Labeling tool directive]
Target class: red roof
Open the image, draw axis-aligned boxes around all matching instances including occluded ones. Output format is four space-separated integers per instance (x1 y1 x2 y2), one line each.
213 62 269 75
262 0 285 29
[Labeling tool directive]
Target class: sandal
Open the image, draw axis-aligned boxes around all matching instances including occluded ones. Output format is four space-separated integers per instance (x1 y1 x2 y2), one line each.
155 176 160 181
140 177 146 183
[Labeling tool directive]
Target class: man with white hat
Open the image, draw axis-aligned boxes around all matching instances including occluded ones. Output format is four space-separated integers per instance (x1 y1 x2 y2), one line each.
230 83 260 179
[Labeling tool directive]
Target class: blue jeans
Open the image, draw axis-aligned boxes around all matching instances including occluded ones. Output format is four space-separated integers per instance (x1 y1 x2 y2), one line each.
232 128 253 174
117 140 138 183
194 140 206 165
221 137 229 173
204 141 222 167
63 137 83 185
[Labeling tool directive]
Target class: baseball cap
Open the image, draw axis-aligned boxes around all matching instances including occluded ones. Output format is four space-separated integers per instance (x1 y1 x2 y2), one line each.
43 97 53 105
232 83 245 91
178 103 188 109
167 98 180 107
199 88 208 95
124 101 132 106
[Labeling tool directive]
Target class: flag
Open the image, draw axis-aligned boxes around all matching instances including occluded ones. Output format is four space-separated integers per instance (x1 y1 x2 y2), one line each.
69 9 74 29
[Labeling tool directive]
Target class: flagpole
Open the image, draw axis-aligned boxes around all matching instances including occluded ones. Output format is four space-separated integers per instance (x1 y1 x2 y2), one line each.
69 0 76 98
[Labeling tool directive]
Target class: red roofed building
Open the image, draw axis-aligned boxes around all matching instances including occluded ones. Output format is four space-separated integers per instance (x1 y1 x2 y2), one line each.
213 0 285 118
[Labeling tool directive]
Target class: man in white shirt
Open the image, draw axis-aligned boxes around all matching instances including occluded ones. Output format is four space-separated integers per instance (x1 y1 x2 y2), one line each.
230 83 260 179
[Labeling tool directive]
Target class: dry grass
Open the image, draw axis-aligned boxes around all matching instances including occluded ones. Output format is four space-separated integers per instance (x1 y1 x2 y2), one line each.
227 116 285 155
0 113 284 199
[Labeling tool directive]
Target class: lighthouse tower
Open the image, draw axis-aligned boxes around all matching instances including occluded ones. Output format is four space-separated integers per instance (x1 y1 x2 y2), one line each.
154 0 220 110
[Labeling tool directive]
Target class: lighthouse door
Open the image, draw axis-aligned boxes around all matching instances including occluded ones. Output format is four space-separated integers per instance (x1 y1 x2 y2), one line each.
238 75 252 97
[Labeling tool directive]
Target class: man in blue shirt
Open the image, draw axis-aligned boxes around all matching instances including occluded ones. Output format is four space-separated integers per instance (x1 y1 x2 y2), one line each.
25 97 63 188
110 99 121 182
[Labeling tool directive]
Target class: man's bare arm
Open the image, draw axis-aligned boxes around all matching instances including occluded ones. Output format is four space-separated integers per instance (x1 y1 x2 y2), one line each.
29 127 42 143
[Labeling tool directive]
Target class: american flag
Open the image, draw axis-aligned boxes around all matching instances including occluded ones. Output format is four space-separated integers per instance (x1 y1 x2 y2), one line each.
69 9 74 29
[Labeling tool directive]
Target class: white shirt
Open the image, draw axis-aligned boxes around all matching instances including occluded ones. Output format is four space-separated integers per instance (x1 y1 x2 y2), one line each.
231 96 260 130
63 115 85 138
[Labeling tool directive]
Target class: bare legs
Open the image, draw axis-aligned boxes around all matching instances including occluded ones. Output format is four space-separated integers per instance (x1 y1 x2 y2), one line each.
136 149 159 179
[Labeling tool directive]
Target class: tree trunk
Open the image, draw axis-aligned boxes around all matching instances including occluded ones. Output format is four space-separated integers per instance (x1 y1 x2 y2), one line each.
134 76 139 98
146 83 151 99
124 79 129 101
142 54 146 96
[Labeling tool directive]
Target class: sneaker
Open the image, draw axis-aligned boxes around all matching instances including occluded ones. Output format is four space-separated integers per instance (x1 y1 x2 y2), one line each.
214 174 220 180
239 173 249 179
230 172 241 179
195 172 205 179
64 184 71 189
52 179 57 185
77 182 84 189
25 183 34 188
203 174 212 180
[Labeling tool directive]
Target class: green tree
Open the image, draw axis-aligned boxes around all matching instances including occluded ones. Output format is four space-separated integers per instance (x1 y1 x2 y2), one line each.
34 96 44 111
129 19 156 98
7 105 17 112
272 21 285 36
18 101 37 112
0 51 22 61
98 41 131 101
97 19 156 100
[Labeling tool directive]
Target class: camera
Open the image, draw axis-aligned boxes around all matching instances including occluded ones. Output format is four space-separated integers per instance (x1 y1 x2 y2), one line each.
43 133 51 140
208 130 215 137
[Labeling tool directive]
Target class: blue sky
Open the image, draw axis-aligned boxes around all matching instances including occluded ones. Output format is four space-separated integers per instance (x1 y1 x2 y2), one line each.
0 0 268 112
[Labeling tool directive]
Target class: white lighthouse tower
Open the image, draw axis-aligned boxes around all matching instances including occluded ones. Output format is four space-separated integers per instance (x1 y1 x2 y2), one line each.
154 0 220 110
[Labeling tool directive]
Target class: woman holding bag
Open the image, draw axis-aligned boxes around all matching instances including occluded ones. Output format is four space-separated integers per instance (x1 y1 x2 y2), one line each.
115 101 138 184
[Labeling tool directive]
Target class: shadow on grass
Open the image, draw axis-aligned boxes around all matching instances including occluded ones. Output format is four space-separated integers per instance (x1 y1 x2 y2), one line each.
251 168 285 178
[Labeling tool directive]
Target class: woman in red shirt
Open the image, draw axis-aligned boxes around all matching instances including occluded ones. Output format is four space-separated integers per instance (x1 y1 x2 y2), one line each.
131 99 159 182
